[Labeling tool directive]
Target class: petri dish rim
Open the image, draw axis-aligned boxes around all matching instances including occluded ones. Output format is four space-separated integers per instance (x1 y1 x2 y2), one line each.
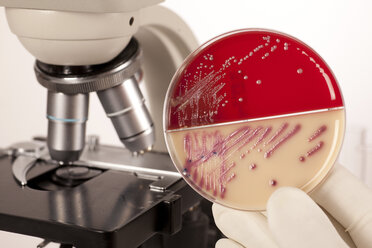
163 28 346 211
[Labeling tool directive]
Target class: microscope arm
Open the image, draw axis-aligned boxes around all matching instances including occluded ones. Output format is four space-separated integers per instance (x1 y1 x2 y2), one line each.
136 5 199 152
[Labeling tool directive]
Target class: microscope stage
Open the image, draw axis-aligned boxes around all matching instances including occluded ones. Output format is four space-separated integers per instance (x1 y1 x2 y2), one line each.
0 141 201 248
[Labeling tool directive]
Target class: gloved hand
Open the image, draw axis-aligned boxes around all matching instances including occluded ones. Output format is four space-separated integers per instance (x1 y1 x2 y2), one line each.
212 164 372 248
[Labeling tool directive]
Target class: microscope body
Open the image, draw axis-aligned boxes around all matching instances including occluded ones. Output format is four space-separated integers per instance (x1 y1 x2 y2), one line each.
0 1 220 247
1 0 198 163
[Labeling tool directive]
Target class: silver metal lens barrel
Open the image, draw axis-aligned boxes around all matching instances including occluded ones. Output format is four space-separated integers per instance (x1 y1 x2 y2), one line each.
36 39 154 158
47 91 89 163
97 76 155 153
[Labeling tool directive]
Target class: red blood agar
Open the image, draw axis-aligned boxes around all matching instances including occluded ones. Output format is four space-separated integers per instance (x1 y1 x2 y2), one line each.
166 30 343 131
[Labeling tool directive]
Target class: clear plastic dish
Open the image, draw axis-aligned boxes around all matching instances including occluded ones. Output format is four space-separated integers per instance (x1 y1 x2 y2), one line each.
163 29 345 211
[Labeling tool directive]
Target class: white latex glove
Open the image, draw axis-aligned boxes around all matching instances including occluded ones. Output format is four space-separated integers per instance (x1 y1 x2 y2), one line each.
212 164 372 248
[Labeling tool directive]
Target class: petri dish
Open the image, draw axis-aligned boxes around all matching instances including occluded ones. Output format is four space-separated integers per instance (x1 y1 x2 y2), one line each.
163 29 345 211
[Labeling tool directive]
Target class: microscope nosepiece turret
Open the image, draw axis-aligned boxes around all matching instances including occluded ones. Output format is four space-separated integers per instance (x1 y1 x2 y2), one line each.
35 39 155 163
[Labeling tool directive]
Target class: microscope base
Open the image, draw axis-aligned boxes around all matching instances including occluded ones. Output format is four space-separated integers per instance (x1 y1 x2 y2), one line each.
0 140 218 248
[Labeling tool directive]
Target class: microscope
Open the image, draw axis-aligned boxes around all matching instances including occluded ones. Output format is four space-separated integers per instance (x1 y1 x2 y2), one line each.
0 1 220 247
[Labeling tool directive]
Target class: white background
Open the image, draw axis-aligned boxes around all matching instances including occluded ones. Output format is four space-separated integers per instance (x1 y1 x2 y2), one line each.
0 0 372 246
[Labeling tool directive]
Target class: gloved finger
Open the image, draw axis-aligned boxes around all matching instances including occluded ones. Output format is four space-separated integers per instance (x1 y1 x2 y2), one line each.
323 207 357 248
267 187 349 248
311 164 372 248
215 238 244 248
212 203 278 248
